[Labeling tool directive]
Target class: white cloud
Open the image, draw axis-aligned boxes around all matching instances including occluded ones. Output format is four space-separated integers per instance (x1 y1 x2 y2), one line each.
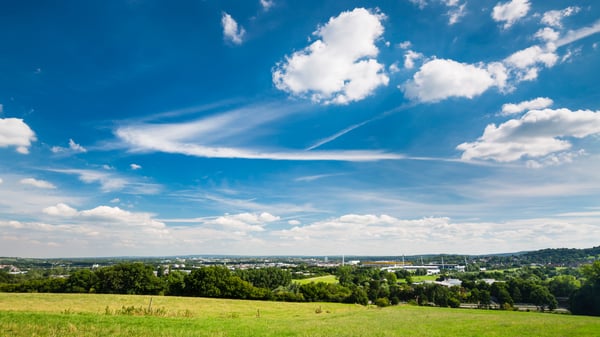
79 206 164 228
260 0 274 11
39 204 167 236
408 0 427 9
221 12 245 45
501 97 553 115
535 27 560 43
288 219 301 225
401 20 600 103
561 47 581 63
51 139 87 154
403 50 423 69
492 0 530 29
503 45 558 81
402 59 504 102
273 213 600 254
43 203 78 216
51 168 160 194
130 163 142 170
526 149 586 168
398 41 412 49
68 139 86 152
505 45 558 69
272 8 389 105
211 212 279 234
389 62 400 74
0 178 3 184
110 198 120 203
447 2 467 25
541 7 580 28
457 108 600 163
408 1 466 25
20 178 56 189
0 118 36 154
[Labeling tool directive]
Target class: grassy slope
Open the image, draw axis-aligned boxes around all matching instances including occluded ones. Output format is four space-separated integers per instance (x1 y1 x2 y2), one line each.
0 293 599 337
293 274 338 285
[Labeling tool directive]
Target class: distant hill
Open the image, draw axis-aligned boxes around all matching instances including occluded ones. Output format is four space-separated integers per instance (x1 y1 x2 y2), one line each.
519 246 600 265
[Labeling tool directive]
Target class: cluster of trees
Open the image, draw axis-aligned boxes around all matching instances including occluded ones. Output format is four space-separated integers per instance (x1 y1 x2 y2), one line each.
1 261 599 316
569 261 600 316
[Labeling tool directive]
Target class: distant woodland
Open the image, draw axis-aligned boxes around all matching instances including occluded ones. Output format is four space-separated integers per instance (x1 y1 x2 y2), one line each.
1 246 599 317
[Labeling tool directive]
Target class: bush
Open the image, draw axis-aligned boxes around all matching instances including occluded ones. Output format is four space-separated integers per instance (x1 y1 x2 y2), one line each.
375 297 390 307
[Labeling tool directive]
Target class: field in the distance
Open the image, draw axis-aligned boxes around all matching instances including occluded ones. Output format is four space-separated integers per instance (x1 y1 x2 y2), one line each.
293 274 338 284
0 293 599 337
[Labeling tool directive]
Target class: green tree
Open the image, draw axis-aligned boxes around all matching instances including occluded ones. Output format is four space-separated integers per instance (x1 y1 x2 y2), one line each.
236 267 292 290
548 275 580 297
570 261 600 316
65 269 98 293
164 270 186 296
94 263 164 295
344 285 368 305
491 282 513 306
184 266 267 300
529 285 557 311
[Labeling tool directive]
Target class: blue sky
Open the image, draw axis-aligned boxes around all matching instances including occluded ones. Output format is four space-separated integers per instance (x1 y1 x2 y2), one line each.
1 0 599 257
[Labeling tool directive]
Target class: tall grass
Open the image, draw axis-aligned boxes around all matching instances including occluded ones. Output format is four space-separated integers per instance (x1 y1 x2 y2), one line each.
1 293 598 337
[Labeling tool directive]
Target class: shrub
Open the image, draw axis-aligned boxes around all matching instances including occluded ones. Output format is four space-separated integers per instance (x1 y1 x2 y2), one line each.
375 297 390 307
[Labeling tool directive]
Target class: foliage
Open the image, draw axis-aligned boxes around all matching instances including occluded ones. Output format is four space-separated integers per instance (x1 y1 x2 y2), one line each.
184 266 268 300
93 263 164 295
570 261 600 316
236 267 292 290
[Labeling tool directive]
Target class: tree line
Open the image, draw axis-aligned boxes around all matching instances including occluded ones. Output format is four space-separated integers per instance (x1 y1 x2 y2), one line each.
1 261 599 316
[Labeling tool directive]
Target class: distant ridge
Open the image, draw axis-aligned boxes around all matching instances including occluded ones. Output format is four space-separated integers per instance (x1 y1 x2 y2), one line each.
1 246 598 264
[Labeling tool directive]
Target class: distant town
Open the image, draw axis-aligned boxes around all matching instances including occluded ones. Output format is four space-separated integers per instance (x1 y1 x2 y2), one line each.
1 246 599 316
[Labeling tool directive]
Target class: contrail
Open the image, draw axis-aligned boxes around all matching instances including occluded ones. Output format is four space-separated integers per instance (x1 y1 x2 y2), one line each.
305 119 373 151
306 102 417 151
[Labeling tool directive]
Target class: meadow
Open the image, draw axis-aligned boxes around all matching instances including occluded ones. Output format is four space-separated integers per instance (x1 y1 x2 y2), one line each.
293 274 338 285
1 293 599 336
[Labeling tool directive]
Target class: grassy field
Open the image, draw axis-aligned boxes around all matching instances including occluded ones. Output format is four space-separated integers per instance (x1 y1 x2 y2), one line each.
0 293 599 337
293 274 338 285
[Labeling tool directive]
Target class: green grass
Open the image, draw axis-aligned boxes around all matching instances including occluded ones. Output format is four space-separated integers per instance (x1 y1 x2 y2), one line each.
0 293 599 336
410 275 439 282
293 274 338 284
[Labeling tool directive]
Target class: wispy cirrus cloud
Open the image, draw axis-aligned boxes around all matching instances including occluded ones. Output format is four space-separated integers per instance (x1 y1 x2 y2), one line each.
114 102 405 162
20 178 56 189
50 168 161 194
294 173 345 182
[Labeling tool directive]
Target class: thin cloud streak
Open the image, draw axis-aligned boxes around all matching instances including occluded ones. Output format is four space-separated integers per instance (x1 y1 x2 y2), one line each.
556 20 600 47
306 120 372 151
305 103 416 151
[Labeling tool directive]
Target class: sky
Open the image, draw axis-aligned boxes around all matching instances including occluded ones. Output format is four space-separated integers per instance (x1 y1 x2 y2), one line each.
1 0 599 258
